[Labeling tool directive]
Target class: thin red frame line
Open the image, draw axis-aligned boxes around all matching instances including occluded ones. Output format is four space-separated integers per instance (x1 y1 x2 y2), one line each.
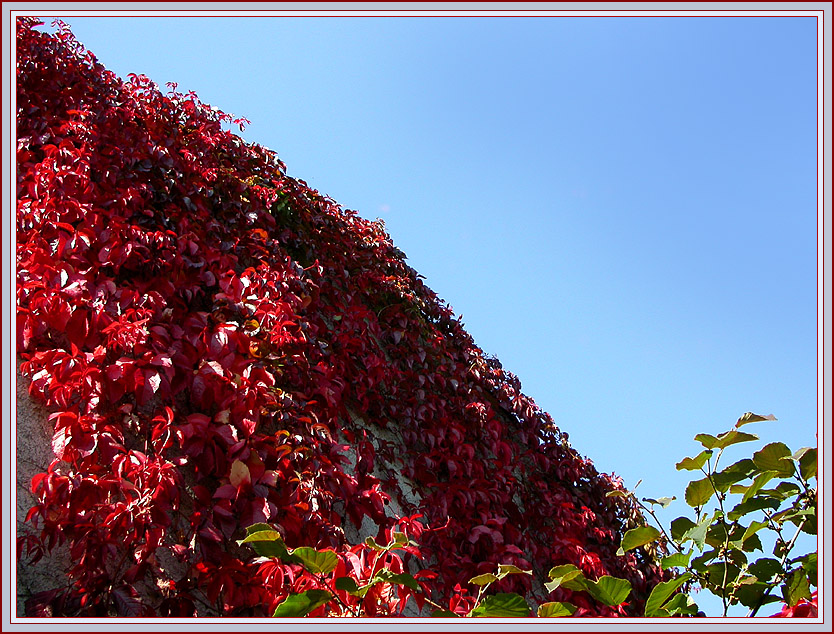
5 8 827 625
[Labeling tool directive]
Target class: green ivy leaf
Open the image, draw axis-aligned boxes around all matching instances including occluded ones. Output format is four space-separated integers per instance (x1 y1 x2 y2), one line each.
618 526 661 555
676 450 713 471
660 551 692 570
469 593 530 617
292 547 338 575
752 442 795 477
537 601 578 617
644 573 691 617
685 477 715 508
272 589 332 617
735 412 777 428
585 576 632 606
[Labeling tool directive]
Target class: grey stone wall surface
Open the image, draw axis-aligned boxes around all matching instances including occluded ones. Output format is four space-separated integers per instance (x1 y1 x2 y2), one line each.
15 361 70 617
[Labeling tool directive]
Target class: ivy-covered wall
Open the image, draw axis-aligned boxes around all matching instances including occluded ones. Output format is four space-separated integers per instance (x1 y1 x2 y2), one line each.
16 18 666 617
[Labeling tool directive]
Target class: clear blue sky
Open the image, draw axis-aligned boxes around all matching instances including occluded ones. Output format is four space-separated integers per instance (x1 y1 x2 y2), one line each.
38 13 819 616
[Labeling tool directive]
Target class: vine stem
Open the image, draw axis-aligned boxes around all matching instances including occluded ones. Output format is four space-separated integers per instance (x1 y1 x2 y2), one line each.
317 572 360 617
699 449 732 617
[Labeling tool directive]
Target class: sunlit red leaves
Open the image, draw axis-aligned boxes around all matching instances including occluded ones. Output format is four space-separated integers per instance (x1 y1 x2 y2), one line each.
16 18 662 618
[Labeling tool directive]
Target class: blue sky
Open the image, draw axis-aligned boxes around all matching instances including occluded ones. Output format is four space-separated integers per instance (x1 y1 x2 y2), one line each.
36 13 820 616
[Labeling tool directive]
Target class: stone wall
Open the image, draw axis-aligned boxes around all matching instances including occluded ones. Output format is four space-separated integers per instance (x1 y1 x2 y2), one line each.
15 362 70 617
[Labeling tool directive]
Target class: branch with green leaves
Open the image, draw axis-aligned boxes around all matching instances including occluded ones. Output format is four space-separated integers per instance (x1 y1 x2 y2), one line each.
239 412 816 618
609 412 817 617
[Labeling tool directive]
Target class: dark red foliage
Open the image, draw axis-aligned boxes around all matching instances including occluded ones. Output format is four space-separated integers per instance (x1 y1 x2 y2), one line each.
16 17 665 617
771 593 818 618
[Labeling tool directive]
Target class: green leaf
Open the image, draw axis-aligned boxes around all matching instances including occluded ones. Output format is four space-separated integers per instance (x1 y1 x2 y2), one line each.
689 549 718 573
705 562 742 592
727 496 780 521
238 530 296 560
585 576 632 606
798 552 817 586
291 546 338 575
708 430 760 450
758 481 802 500
798 448 817 481
685 477 715 508
693 433 720 450
741 519 768 544
496 564 532 578
537 601 578 617
619 526 661 555
782 569 812 607
735 412 777 428
545 564 588 593
752 442 795 477
334 576 365 597
372 569 421 591
676 450 713 471
683 514 715 552
245 522 275 536
663 592 699 616
605 490 627 498
272 589 332 617
469 573 499 586
743 471 775 503
749 558 782 583
660 551 692 570
799 511 817 535
704 521 731 549
734 578 771 609
364 536 386 551
670 516 697 542
469 593 530 617
644 573 691 617
390 530 408 546
642 496 676 508
712 459 758 492
739 531 763 553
